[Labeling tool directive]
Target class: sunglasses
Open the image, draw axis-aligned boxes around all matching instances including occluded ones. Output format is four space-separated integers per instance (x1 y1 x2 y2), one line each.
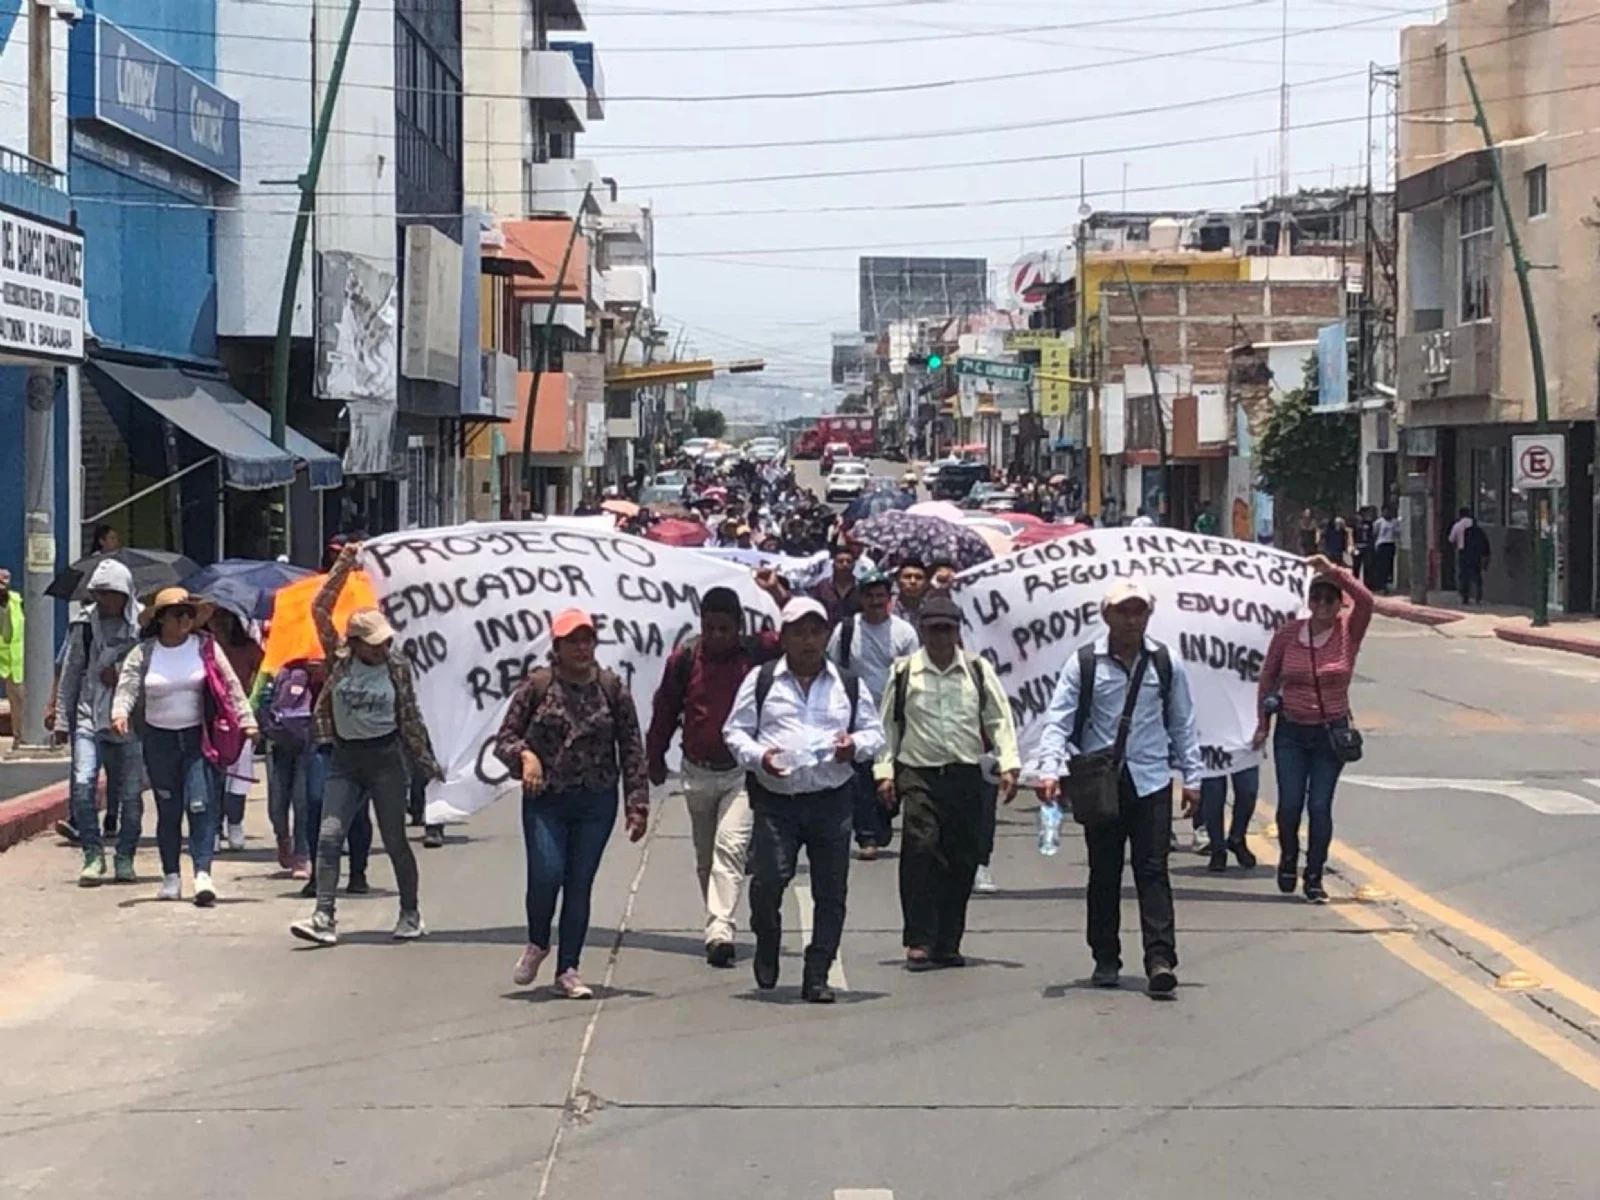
163 605 196 621
1309 589 1341 605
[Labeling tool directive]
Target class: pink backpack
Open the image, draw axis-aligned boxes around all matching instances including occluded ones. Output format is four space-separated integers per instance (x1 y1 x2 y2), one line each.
198 636 248 767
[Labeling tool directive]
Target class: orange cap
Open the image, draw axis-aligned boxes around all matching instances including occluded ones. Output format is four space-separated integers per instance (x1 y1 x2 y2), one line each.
552 608 596 640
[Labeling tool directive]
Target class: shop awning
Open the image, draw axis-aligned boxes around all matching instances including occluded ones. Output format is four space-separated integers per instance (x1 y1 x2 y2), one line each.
89 361 339 491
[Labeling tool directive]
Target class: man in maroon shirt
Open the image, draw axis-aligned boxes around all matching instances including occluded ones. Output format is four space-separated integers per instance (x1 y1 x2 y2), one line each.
810 544 863 626
647 586 781 967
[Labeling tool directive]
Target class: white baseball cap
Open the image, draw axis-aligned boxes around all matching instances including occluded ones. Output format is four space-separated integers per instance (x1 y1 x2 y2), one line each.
1102 580 1155 612
780 597 830 627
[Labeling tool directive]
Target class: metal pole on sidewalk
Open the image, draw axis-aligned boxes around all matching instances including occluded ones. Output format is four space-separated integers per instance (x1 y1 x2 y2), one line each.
18 1 55 748
1461 57 1552 626
268 0 363 556
518 184 593 517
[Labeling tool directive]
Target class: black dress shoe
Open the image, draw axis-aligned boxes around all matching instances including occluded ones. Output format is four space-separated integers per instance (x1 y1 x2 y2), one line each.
1229 838 1258 869
1090 962 1120 988
299 878 317 899
55 819 81 844
801 978 836 1004
706 940 736 968
1207 848 1229 873
1146 961 1178 996
346 872 370 896
753 940 779 990
932 950 966 968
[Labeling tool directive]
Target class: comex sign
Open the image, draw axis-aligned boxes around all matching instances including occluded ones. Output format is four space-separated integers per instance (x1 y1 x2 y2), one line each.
70 15 241 184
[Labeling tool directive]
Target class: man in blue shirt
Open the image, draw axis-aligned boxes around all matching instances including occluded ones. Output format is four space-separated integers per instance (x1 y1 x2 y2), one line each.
1035 581 1203 996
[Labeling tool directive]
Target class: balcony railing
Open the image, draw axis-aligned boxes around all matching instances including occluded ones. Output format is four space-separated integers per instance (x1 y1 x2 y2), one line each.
0 142 71 224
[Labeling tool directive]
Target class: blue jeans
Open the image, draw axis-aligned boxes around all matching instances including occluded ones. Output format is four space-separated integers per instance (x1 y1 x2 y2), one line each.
143 725 219 876
302 745 372 878
1273 719 1345 880
69 729 144 858
522 786 618 974
1199 767 1260 851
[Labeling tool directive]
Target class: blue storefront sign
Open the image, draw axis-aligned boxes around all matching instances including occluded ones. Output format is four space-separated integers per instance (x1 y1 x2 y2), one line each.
68 15 240 184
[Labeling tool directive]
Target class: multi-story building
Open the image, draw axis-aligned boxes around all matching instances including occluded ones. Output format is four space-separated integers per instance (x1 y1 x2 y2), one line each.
595 188 657 486
462 0 610 512
1396 0 1597 611
1032 194 1385 531
215 0 471 551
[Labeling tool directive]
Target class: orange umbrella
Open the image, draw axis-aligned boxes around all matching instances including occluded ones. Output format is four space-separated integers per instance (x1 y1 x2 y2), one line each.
260 569 378 674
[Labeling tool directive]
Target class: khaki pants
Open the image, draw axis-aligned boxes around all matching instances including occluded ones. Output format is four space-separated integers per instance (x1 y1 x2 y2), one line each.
680 761 753 945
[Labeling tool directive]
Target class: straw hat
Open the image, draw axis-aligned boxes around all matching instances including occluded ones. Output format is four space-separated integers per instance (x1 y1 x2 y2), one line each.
139 588 214 629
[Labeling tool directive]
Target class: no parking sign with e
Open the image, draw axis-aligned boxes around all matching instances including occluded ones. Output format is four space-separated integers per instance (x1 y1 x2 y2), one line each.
1511 434 1566 490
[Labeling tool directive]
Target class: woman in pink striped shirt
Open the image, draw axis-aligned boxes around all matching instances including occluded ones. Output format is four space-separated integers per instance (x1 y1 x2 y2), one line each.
1253 555 1374 903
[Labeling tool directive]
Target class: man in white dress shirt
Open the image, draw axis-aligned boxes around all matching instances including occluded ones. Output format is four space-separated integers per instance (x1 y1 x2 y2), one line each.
724 597 887 1003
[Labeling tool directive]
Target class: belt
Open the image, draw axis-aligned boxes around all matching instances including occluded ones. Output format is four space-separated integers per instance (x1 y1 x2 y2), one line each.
685 754 740 773
897 761 982 775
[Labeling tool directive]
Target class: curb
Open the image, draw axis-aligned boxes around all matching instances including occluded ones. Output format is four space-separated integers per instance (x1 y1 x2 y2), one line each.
1494 624 1600 660
1372 597 1466 626
0 781 71 854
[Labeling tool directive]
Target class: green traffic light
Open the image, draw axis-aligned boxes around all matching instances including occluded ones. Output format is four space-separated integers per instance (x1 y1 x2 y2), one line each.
927 354 943 369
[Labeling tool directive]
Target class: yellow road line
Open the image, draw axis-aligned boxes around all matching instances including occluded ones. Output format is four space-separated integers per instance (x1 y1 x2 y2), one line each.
1245 833 1600 1093
1331 838 1600 1024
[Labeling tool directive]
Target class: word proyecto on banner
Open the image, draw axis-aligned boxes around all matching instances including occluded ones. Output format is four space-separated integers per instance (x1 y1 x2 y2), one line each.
361 523 780 823
950 529 1310 779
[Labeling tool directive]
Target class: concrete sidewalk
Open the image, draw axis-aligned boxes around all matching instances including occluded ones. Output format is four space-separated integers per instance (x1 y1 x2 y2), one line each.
1374 592 1600 658
2 774 1597 1198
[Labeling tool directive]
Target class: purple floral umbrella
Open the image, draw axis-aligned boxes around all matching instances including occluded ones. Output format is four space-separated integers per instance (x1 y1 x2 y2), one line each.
849 511 995 572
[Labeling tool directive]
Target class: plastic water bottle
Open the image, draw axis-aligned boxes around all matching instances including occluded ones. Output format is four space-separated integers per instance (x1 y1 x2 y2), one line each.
771 739 834 773
1037 802 1063 856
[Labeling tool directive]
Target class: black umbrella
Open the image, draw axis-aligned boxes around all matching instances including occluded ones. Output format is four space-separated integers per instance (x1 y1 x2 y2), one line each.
46 548 202 602
183 558 315 621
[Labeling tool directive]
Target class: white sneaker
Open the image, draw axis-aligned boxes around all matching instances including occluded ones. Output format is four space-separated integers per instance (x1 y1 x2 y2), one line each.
392 910 427 940
972 865 998 894
193 871 217 907
157 873 182 901
226 821 246 852
1190 829 1212 855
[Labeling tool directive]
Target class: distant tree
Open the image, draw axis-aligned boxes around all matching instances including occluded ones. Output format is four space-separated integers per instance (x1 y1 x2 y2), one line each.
1254 353 1359 515
690 407 727 439
837 392 869 414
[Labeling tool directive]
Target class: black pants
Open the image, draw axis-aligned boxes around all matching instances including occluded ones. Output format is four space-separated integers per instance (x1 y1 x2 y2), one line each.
897 764 984 954
748 781 853 975
1459 557 1485 604
1373 543 1396 592
977 776 998 867
1084 771 1176 973
852 762 893 849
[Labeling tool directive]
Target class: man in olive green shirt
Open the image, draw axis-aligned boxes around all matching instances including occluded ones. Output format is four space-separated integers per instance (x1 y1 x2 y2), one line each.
876 596 1020 968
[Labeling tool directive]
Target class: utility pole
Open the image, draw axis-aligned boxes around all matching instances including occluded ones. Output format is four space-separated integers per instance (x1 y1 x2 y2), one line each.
1076 218 1102 520
1461 57 1552 626
268 0 364 556
1119 262 1170 523
18 1 56 747
518 183 593 516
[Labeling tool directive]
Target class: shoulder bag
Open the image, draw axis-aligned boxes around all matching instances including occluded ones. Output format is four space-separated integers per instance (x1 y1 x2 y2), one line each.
1309 635 1363 764
1063 652 1150 828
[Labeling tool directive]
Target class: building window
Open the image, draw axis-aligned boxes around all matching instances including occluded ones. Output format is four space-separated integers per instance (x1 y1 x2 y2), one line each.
1473 445 1504 527
1526 165 1548 218
1459 189 1494 323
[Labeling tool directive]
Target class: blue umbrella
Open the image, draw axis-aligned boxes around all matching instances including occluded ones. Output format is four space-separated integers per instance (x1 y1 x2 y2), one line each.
183 558 315 621
841 489 915 525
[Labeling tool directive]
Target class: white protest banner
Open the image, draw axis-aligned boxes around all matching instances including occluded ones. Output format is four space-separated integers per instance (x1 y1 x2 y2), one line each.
695 546 831 591
950 528 1310 779
360 521 780 824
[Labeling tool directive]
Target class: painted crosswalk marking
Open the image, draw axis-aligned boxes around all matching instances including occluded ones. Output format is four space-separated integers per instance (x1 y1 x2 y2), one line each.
1346 775 1600 815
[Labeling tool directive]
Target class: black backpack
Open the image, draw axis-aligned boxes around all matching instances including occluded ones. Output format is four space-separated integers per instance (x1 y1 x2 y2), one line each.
751 660 862 734
837 615 857 669
888 652 994 753
1069 642 1173 752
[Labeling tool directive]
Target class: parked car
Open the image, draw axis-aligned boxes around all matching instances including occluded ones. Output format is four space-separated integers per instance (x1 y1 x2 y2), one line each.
679 438 714 462
825 460 871 502
932 462 990 502
922 457 956 488
746 437 785 465
979 489 1019 513
820 441 853 474
639 484 687 507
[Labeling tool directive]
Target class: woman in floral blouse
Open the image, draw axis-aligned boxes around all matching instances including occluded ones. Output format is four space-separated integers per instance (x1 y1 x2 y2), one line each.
494 608 650 999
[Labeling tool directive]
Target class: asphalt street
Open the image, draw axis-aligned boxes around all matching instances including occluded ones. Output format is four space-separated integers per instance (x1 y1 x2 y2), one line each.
3 611 1600 1198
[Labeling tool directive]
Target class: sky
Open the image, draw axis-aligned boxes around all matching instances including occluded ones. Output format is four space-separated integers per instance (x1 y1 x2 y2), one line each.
582 0 1438 409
